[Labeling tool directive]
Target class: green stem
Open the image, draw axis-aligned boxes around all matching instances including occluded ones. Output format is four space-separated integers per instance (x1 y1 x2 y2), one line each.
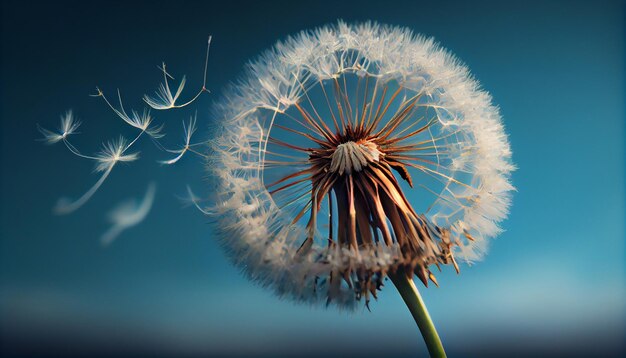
389 270 447 358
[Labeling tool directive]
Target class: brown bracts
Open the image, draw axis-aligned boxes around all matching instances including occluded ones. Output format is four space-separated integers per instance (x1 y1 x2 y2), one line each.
266 74 460 304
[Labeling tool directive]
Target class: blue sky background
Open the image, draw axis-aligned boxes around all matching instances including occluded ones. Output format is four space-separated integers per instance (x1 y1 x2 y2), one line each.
1 0 624 357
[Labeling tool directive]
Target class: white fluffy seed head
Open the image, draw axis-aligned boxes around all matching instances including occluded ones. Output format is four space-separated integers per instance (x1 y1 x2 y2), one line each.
207 21 514 309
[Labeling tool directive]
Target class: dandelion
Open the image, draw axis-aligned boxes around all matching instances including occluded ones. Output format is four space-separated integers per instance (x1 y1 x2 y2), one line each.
205 22 514 357
101 182 156 246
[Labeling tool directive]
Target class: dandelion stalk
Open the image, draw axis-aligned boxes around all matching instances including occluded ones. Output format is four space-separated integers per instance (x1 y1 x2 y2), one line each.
390 269 447 358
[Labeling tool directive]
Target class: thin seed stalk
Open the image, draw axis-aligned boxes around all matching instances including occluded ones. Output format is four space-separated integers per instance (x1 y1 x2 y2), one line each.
389 270 447 358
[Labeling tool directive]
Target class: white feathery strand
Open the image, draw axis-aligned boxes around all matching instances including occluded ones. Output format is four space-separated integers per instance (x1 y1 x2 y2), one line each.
143 63 186 110
94 137 139 172
160 147 187 165
124 127 148 153
61 139 100 161
38 110 80 144
159 115 197 165
143 36 212 110
185 186 213 216
37 125 65 144
54 164 114 215
101 182 157 246
38 111 104 161
54 137 139 215
94 88 163 139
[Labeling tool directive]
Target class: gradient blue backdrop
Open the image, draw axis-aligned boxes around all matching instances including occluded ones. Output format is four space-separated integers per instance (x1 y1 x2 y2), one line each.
1 0 624 357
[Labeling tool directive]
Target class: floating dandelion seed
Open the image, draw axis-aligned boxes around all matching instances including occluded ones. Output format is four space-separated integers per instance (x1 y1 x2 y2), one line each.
55 136 140 215
93 136 140 172
144 36 213 110
94 88 165 139
160 115 198 165
38 110 81 144
101 182 157 246
40 37 213 216
205 22 514 356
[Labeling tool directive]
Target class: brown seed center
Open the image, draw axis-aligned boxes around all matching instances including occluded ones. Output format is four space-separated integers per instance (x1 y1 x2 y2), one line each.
329 141 383 175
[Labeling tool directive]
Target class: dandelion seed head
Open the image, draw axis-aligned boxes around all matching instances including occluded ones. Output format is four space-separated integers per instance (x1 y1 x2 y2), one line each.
207 22 514 309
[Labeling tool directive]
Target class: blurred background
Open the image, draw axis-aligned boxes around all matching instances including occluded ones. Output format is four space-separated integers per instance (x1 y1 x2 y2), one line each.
1 0 624 357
